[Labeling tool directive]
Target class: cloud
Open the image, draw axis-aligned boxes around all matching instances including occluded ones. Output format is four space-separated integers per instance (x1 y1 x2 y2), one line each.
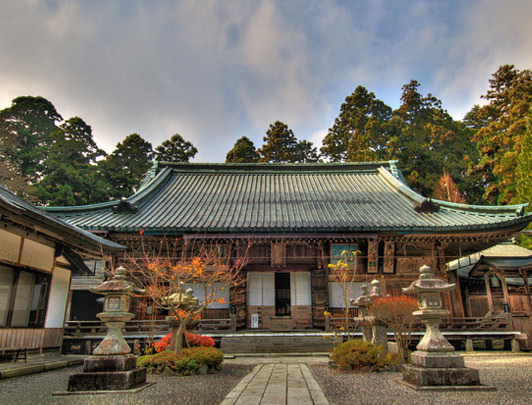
0 0 531 163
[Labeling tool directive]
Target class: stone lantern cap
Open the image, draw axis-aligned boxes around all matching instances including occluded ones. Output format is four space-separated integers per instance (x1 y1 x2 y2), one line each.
403 265 455 294
89 266 141 295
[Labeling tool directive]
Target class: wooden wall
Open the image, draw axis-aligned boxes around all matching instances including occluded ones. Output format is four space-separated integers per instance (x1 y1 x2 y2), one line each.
0 328 63 351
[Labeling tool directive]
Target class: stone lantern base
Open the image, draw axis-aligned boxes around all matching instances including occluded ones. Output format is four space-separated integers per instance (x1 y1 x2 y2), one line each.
67 354 148 392
400 351 494 391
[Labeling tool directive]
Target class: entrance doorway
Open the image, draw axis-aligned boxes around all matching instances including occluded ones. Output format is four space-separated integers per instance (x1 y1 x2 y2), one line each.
275 273 291 316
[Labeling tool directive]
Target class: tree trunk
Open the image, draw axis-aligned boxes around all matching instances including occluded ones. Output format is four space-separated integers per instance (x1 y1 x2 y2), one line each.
169 321 188 354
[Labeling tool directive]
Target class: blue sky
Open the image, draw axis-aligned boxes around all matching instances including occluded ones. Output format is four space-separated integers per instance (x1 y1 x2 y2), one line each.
1 0 531 161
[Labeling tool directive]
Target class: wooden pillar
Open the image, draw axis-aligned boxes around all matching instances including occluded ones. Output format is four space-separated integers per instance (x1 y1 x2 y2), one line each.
497 271 511 313
484 272 495 314
448 269 465 317
519 269 532 316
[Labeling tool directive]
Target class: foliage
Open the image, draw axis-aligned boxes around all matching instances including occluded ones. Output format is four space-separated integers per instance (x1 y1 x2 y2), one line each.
137 347 223 375
153 332 215 352
327 249 360 339
329 340 395 372
515 112 532 248
0 96 62 184
100 133 153 198
154 133 197 162
258 121 319 163
369 295 418 362
390 80 479 198
225 136 259 163
127 237 249 353
34 117 108 205
181 346 224 370
321 85 393 162
470 65 532 204
432 171 466 203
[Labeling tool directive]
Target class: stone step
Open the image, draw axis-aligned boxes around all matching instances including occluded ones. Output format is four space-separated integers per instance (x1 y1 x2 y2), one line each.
220 336 341 353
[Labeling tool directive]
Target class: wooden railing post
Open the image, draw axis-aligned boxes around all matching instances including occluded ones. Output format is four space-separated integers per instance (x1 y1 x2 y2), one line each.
230 314 237 332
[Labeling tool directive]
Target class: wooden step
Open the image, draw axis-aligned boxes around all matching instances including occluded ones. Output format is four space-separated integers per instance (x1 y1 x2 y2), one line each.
220 335 341 353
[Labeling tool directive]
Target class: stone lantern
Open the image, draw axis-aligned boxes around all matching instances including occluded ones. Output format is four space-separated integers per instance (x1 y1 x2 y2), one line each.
165 283 201 351
67 266 150 392
400 265 490 390
352 280 388 352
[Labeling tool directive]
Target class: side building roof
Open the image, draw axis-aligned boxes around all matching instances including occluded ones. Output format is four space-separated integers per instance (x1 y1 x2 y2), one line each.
0 183 125 255
41 161 532 236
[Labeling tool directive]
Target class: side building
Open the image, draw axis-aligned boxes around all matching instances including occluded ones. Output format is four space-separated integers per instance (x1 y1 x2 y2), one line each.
0 184 124 358
43 161 532 332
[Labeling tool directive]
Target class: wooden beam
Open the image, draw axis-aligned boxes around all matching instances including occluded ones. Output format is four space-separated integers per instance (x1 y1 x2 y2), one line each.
496 270 511 313
519 269 532 316
484 272 495 313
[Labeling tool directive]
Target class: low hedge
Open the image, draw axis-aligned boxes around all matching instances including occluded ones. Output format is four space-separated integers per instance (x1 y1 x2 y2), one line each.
137 346 224 376
329 339 397 372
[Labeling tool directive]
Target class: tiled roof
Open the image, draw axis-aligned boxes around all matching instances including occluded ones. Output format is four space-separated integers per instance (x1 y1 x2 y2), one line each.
0 183 125 253
42 161 532 235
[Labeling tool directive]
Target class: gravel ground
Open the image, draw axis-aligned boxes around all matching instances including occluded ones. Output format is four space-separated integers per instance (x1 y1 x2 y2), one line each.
0 363 254 405
309 354 532 405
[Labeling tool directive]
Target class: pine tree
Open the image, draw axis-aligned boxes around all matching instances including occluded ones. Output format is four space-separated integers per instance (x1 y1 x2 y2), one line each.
100 134 153 198
321 85 392 162
226 136 259 163
154 133 197 162
471 65 532 204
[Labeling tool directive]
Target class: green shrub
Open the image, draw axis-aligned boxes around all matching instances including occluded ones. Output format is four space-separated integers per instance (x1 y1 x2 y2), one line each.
137 347 224 375
182 346 224 373
329 340 395 372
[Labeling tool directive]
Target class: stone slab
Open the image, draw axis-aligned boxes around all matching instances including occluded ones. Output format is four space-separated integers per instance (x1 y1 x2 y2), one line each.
67 367 147 391
411 351 465 368
83 354 137 372
53 382 155 396
396 379 496 391
402 364 481 387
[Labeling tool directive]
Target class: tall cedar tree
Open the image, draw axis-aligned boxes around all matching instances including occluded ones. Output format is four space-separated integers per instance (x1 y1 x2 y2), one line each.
390 80 478 198
100 134 153 199
258 121 318 163
154 133 197 162
515 113 532 248
321 85 393 162
226 136 259 163
470 65 532 204
0 96 62 197
35 117 108 206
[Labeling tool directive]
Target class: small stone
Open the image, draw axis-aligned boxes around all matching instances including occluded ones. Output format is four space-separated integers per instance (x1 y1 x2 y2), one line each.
199 363 209 375
162 366 176 376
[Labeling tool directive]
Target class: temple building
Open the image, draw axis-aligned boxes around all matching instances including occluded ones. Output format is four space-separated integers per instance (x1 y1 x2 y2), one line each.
43 161 532 337
0 184 124 358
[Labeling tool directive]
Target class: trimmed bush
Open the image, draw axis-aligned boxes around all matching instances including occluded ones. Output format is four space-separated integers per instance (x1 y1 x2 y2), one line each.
329 340 396 372
137 346 224 376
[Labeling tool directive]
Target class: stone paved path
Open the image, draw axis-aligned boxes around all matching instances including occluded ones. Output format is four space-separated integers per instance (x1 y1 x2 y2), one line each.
220 363 329 405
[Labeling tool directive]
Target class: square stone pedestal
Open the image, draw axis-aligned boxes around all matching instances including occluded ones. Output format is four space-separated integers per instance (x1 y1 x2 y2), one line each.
400 351 494 391
67 354 148 392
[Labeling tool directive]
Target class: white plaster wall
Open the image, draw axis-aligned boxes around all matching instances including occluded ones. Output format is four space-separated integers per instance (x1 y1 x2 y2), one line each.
44 267 71 328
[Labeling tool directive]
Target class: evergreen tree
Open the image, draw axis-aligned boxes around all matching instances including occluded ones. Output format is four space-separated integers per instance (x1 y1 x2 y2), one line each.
470 65 532 204
321 85 393 162
225 136 259 163
390 80 477 198
258 121 299 162
154 133 197 162
0 96 62 187
295 140 320 163
100 133 153 198
36 117 108 205
515 113 532 248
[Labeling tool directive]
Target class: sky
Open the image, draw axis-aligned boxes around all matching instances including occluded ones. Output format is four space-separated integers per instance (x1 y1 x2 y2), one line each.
1 0 531 162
